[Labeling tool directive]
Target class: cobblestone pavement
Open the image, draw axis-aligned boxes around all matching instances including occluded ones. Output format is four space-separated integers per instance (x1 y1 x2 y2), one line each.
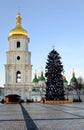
0 103 84 130
0 104 27 130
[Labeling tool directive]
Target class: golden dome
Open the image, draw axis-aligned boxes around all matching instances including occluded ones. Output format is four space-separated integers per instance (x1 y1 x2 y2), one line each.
72 69 75 77
62 75 66 80
9 12 28 38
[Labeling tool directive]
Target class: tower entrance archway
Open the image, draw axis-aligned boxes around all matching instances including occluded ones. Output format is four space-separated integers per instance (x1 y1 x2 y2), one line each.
5 94 20 104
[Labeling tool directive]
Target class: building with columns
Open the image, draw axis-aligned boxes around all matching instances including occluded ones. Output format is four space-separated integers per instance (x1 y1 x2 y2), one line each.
4 12 32 103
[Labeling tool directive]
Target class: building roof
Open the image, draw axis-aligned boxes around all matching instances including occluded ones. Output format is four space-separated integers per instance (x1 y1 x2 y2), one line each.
70 69 77 82
33 71 45 83
9 12 28 38
33 73 38 83
63 76 68 83
39 71 45 81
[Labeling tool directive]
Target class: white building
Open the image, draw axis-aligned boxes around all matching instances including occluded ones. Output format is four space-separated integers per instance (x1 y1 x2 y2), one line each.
32 71 46 101
4 12 32 103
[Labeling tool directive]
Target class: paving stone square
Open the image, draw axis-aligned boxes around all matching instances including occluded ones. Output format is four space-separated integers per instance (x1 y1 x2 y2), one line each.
0 102 84 130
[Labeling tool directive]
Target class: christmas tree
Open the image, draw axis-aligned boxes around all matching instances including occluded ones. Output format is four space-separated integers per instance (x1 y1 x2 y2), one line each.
45 49 65 100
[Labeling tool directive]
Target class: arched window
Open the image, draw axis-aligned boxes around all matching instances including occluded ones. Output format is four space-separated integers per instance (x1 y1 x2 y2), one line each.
16 71 21 83
17 41 20 48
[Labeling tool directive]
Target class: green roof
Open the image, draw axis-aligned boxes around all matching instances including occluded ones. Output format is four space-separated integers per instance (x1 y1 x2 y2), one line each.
71 69 77 82
63 76 68 84
39 71 45 81
71 76 77 82
33 71 45 82
33 77 38 83
39 75 45 81
63 79 68 83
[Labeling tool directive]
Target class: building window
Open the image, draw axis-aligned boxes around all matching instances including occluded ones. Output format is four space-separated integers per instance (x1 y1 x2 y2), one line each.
17 41 20 48
17 56 20 60
16 71 21 83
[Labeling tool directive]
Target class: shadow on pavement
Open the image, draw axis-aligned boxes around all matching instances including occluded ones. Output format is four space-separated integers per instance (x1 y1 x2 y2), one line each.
20 103 39 130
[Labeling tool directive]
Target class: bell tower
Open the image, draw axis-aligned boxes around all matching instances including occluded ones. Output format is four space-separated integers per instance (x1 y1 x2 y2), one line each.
4 12 32 101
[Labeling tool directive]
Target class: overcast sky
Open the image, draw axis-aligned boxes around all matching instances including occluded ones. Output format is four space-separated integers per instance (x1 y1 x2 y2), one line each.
0 0 84 86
